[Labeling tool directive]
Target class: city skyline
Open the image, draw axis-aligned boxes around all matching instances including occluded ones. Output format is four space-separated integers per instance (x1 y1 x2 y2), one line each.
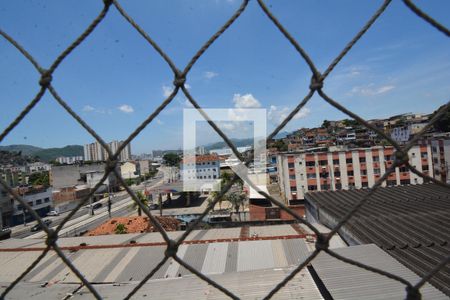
1 0 449 154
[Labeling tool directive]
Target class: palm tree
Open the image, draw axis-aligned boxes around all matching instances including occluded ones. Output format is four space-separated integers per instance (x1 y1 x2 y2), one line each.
133 191 148 216
228 192 246 221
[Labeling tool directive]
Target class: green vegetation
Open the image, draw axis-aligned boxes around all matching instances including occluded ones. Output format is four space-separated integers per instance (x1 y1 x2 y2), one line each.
163 152 181 166
133 191 149 216
0 144 83 162
431 104 450 132
115 223 127 234
28 171 49 187
342 119 360 127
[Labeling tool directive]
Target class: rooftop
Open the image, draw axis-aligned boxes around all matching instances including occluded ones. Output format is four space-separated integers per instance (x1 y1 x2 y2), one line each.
305 183 450 296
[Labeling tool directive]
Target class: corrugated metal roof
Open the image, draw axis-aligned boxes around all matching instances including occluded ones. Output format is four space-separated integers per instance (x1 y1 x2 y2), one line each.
306 183 450 296
311 244 448 300
71 267 324 300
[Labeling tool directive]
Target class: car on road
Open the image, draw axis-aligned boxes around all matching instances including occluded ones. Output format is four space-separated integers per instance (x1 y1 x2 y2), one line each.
149 204 158 210
92 202 102 210
47 210 59 216
31 219 52 232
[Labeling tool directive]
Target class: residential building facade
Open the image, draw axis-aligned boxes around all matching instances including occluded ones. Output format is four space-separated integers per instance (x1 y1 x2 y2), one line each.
11 186 52 225
277 145 433 202
56 156 84 164
84 140 131 162
430 138 450 184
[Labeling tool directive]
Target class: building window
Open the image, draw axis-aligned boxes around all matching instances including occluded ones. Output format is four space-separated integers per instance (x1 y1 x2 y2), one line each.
213 175 217 179
372 156 379 162
348 183 355 189
306 173 316 179
17 204 23 211
387 180 396 186
290 186 297 192
335 183 342 190
28 201 33 207
288 163 295 169
374 168 381 175
385 155 392 161
319 160 327 166
361 170 367 175
212 162 216 165
432 146 437 153
334 171 341 177
362 182 369 188
308 185 317 191
306 161 315 167
420 152 428 159
348 170 354 176
359 157 366 163
36 199 42 205
289 175 296 180
320 184 329 190
333 159 339 165
346 158 352 164
422 165 429 171
399 166 408 173
400 179 411 185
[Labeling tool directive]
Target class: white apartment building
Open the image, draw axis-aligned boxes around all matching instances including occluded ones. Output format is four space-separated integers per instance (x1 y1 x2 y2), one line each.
55 156 83 165
277 145 433 202
181 155 220 192
84 140 131 162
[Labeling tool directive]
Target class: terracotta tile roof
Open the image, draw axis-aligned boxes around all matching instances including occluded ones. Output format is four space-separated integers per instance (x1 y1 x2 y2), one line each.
182 154 219 164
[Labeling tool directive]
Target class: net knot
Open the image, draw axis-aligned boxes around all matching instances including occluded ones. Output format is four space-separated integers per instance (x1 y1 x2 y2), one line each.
173 75 186 88
309 74 323 90
39 70 52 87
165 239 179 257
315 234 329 251
103 0 113 6
46 229 58 247
105 158 118 173
394 150 409 165
406 286 421 300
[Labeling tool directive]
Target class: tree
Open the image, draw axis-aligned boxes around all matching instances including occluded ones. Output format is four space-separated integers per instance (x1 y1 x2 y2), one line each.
163 153 181 166
132 191 148 216
321 120 331 129
342 119 359 127
115 223 127 234
431 105 450 132
228 192 246 221
28 171 49 187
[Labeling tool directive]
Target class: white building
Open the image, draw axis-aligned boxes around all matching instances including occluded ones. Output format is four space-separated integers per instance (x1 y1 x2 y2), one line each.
11 186 52 225
27 162 51 173
84 140 131 162
181 154 220 192
120 162 139 179
55 156 83 165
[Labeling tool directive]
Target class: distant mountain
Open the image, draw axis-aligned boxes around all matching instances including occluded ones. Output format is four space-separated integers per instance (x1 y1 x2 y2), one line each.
0 144 83 162
204 138 254 151
272 131 290 139
0 144 42 156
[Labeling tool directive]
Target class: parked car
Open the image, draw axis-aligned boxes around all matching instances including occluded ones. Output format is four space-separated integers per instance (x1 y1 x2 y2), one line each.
0 228 11 240
31 219 52 232
47 210 59 217
92 202 102 210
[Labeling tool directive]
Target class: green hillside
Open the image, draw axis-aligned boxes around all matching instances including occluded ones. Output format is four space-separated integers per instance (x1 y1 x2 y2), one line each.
0 144 83 162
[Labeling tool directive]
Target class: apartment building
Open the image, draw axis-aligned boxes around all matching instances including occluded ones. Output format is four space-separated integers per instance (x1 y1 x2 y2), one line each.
181 154 220 192
84 140 131 162
430 138 450 184
55 156 84 164
277 145 433 202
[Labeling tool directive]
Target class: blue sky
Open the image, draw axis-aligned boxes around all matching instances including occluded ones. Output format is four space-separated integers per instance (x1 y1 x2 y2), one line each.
1 0 449 154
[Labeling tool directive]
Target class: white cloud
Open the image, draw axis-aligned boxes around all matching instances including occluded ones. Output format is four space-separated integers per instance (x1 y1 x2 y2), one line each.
83 105 95 112
204 71 218 79
349 84 395 96
162 85 173 97
268 105 310 124
118 104 134 113
233 93 261 108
